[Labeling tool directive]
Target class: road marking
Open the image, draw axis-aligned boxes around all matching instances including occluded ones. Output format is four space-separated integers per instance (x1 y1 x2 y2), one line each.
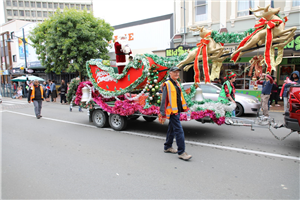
2 100 28 104
4 110 300 161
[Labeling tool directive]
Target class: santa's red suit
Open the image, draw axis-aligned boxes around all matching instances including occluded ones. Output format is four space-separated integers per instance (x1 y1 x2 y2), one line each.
114 37 132 74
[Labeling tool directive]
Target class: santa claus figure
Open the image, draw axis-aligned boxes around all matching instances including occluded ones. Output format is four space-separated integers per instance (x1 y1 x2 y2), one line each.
114 35 132 74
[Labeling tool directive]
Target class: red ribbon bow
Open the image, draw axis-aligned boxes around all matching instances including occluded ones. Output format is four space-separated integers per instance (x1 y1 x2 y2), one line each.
194 32 211 83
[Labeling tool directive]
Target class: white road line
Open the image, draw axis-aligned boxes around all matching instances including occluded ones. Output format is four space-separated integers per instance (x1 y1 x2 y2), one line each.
2 101 28 104
4 110 300 161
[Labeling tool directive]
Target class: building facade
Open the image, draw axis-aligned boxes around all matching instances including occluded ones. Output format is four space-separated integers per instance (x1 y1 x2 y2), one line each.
0 20 30 84
173 0 300 85
3 0 93 23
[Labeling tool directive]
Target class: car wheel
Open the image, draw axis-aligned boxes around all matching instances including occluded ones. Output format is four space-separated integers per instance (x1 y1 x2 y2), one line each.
235 102 244 117
109 114 128 131
92 109 109 128
143 116 157 122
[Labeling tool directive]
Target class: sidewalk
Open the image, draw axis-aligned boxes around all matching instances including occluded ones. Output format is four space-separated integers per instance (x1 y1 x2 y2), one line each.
269 100 284 112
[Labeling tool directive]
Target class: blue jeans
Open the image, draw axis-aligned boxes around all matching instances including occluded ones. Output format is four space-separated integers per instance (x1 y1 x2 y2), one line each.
164 114 185 155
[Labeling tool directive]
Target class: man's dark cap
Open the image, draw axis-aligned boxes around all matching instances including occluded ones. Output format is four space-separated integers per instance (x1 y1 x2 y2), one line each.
169 66 181 72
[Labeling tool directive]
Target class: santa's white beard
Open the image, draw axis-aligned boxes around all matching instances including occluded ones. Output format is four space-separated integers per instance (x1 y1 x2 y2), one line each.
119 39 131 54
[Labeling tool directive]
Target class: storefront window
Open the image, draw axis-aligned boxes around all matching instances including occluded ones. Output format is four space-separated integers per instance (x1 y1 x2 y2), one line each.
293 0 300 6
237 0 254 17
195 0 207 22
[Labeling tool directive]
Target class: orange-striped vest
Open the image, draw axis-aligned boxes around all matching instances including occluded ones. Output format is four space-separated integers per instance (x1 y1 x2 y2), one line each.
30 85 44 101
164 80 187 119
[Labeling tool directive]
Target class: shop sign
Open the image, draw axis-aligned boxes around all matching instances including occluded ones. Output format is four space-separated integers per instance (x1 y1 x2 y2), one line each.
165 45 195 57
33 69 45 73
11 68 24 74
284 34 300 51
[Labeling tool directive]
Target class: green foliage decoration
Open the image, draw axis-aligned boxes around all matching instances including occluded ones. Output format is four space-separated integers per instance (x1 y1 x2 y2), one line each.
29 8 114 76
66 78 80 103
210 28 256 44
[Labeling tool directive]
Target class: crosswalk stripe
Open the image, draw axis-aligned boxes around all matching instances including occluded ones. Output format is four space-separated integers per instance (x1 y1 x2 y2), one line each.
2 101 28 105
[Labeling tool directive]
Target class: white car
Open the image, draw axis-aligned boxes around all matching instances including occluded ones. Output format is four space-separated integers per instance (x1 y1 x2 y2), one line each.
182 82 261 117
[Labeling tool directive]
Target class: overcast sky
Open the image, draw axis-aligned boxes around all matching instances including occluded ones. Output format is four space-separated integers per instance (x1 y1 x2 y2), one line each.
93 0 174 26
0 0 174 26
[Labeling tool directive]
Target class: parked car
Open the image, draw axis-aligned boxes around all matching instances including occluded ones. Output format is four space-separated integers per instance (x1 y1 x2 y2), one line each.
284 84 300 132
182 82 261 117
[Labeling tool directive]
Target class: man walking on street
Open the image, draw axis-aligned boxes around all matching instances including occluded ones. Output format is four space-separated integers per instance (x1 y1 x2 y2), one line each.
258 74 273 118
159 66 192 161
28 80 44 119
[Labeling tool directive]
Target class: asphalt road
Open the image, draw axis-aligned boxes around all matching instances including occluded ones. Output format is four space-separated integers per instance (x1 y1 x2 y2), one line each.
1 98 299 199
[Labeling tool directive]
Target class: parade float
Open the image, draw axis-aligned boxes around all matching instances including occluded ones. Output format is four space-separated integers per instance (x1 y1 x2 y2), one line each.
70 5 298 140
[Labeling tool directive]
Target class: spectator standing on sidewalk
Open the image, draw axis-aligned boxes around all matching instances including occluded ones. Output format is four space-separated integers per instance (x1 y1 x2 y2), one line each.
269 77 280 107
58 80 68 104
50 80 57 102
280 71 300 113
258 74 273 118
159 66 192 161
28 79 44 119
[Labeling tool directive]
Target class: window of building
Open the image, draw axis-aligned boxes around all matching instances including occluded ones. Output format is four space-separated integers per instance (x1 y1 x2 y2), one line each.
37 2 41 8
31 1 35 7
54 3 58 9
76 4 80 9
86 5 90 10
6 0 11 6
25 1 29 7
13 10 18 16
31 10 36 17
195 0 207 22
19 10 24 16
13 55 17 62
70 4 74 8
237 0 254 17
81 4 85 10
43 11 47 17
25 10 30 16
19 1 23 7
293 0 300 6
42 2 47 8
7 10 12 16
48 2 52 8
12 0 17 6
65 4 69 8
59 3 64 9
37 11 41 17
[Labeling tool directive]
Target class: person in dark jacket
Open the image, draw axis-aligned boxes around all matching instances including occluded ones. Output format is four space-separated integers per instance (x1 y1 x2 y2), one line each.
58 80 68 104
269 77 280 107
258 74 273 117
281 71 300 112
28 80 44 119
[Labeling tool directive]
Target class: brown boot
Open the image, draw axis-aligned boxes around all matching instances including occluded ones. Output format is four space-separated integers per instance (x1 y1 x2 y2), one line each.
178 152 192 161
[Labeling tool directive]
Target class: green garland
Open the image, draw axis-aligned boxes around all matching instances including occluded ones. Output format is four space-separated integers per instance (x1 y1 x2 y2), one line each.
144 52 193 68
86 54 150 97
66 78 80 103
210 28 256 44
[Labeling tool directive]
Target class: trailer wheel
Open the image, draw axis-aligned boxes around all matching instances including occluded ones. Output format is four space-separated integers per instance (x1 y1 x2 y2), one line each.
109 114 128 131
92 109 109 128
143 116 157 122
235 103 244 117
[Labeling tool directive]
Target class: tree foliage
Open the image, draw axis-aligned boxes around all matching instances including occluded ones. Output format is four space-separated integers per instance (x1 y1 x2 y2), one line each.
29 8 114 76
